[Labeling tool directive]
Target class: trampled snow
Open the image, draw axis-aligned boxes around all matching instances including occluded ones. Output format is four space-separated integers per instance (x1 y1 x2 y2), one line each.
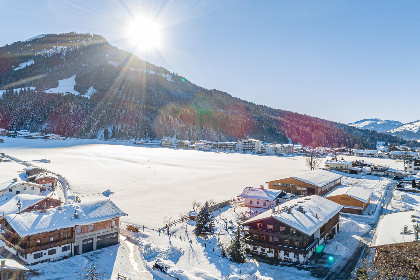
13 59 34 71
45 75 80 96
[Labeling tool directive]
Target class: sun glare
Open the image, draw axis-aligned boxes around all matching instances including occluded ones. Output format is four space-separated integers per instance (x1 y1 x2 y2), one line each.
127 18 161 51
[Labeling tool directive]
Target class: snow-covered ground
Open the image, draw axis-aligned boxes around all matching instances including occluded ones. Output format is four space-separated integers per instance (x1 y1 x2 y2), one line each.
0 137 408 279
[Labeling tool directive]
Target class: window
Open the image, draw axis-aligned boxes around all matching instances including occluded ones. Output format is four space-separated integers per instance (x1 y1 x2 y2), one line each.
111 220 116 227
250 200 253 205
89 224 94 232
280 226 286 233
36 240 41 245
274 237 278 243
63 233 68 239
260 235 266 241
257 223 263 230
284 239 289 245
62 245 70 252
257 200 260 204
48 249 56 255
253 246 258 251
34 252 42 259
294 241 299 247
8 189 12 192
31 186 34 190
267 225 273 232
23 187 26 190
268 237 273 243
274 183 279 186
76 227 82 234
291 228 296 234
253 234 259 240
263 202 267 206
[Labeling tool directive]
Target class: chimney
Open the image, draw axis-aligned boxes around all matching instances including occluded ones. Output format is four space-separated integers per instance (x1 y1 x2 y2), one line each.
74 211 79 219
403 225 408 234
287 207 292 214
298 206 304 213
260 185 264 189
1 260 5 267
13 178 17 182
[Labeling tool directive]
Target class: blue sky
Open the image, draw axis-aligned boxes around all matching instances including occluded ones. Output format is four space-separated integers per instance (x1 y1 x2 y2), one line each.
1 0 419 124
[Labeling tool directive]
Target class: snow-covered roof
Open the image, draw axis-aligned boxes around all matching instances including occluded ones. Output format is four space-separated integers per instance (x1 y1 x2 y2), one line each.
372 210 420 247
0 180 44 192
0 258 29 271
243 195 343 236
33 172 58 180
238 187 282 201
5 198 126 237
326 185 372 203
0 194 47 215
325 160 353 166
290 170 343 188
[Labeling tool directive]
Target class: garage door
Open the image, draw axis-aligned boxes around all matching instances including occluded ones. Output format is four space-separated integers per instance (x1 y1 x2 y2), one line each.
82 238 93 254
96 232 118 250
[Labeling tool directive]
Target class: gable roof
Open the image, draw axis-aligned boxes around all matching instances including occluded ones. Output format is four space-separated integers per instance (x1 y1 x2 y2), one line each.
238 187 282 201
290 170 343 188
242 195 342 236
326 185 372 203
5 198 126 237
0 180 44 192
0 194 47 215
0 259 29 271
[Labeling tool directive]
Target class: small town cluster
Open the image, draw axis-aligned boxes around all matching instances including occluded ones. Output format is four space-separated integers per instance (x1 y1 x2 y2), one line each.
0 154 126 279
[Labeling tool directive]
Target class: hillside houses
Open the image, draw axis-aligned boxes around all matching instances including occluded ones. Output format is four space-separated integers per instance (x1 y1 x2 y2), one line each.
238 186 293 211
242 195 342 263
0 199 126 264
267 170 343 196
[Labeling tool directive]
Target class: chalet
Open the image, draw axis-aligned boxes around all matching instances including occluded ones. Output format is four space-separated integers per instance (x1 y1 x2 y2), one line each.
16 130 30 138
236 139 262 153
27 173 58 189
242 195 342 263
267 170 343 196
324 160 353 172
353 150 378 158
0 180 45 197
0 199 126 264
24 167 45 177
0 259 29 280
371 165 389 176
0 194 61 215
406 160 420 175
238 186 287 210
390 151 419 160
0 129 8 136
43 134 61 140
325 185 372 214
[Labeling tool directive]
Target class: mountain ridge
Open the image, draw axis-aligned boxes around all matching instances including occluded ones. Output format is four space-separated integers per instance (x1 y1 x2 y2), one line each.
0 32 415 148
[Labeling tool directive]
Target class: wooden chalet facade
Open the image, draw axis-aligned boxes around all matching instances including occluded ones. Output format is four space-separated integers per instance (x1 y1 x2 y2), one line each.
267 170 342 196
0 199 126 265
242 196 342 263
0 259 29 280
326 185 372 214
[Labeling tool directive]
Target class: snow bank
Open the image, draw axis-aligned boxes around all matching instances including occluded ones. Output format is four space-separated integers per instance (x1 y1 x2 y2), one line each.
13 59 34 71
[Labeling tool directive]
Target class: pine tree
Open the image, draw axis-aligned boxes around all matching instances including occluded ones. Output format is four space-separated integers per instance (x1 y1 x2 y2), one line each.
194 201 214 236
227 224 246 263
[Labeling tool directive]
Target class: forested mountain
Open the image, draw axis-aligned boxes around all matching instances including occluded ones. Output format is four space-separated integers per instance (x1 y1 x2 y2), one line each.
0 33 415 148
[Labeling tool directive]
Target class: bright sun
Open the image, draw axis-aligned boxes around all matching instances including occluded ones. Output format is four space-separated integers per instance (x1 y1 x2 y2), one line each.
127 18 161 51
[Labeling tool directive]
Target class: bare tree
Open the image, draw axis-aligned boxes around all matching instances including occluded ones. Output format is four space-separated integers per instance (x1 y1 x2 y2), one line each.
305 150 321 170
78 262 104 280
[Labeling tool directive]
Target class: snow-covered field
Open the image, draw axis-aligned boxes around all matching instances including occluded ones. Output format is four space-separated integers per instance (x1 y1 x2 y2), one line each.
0 137 403 229
0 137 408 279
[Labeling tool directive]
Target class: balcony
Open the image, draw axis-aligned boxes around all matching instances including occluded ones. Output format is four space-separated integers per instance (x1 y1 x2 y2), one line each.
247 228 303 238
0 235 75 254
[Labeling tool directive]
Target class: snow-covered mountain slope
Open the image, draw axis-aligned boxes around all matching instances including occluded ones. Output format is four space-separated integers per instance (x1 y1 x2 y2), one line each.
348 118 403 133
388 120 420 140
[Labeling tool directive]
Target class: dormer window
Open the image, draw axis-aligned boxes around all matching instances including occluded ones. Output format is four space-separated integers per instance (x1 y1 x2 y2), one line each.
267 225 273 232
257 223 263 230
291 228 296 234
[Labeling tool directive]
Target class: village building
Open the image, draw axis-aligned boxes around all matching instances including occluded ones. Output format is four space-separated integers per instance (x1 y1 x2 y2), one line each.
0 180 46 197
27 173 58 189
324 160 353 172
0 194 61 215
242 195 342 263
406 159 420 175
325 185 372 214
353 150 378 158
238 186 292 210
390 151 419 160
24 167 45 177
267 170 343 196
217 142 237 151
0 199 126 264
43 134 61 140
236 139 262 153
0 259 29 280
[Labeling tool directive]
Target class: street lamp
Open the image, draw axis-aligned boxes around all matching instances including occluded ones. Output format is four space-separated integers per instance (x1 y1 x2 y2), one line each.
16 199 22 214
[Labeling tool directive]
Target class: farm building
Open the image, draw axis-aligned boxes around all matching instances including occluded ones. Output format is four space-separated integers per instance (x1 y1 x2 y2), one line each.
325 185 372 214
267 170 343 196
